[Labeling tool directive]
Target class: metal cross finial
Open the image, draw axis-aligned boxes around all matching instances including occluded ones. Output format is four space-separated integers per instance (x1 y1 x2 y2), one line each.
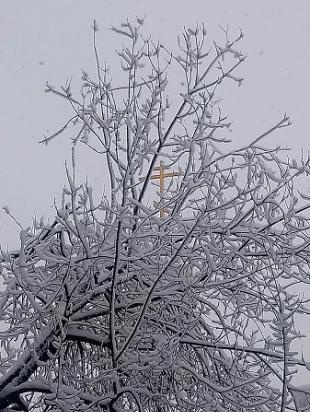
140 161 180 218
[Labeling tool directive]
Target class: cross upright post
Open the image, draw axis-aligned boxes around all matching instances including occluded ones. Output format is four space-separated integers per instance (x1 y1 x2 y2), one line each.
140 161 180 218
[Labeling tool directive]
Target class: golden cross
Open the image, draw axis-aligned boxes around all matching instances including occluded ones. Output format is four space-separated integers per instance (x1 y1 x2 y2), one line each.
140 161 180 218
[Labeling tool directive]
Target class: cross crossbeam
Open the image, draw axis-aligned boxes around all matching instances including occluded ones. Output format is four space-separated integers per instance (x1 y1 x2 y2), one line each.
140 161 180 218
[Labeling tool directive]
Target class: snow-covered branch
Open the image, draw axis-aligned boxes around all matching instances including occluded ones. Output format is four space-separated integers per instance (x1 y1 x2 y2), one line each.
1 19 310 411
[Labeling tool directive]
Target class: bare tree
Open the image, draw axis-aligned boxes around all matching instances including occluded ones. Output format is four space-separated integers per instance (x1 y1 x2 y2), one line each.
1 19 310 411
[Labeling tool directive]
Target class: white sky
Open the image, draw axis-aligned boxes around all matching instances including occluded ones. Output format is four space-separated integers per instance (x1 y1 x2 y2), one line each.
1 0 310 386
1 1 309 248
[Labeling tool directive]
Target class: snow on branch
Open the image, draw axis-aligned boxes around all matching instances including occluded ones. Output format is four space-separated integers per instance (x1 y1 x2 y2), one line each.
1 19 310 412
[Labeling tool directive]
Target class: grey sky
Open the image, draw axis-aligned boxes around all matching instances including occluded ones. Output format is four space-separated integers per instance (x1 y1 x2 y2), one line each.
1 1 309 249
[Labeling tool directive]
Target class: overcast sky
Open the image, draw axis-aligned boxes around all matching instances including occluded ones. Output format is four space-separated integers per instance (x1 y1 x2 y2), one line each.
1 1 309 249
1 1 310 386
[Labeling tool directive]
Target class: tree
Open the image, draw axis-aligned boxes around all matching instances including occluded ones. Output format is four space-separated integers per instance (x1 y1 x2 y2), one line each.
1 19 310 411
